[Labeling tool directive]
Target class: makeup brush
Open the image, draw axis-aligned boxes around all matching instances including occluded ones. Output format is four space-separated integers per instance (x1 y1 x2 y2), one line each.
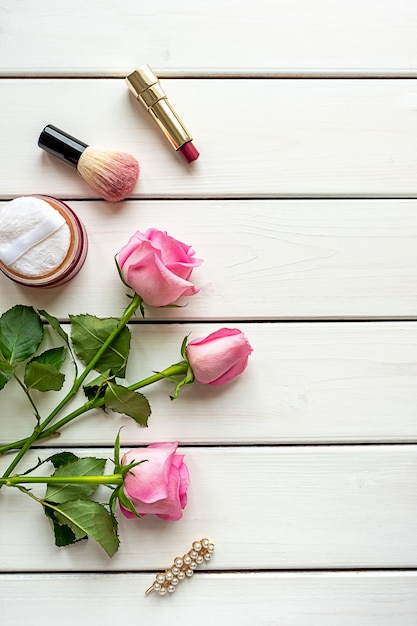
38 124 140 202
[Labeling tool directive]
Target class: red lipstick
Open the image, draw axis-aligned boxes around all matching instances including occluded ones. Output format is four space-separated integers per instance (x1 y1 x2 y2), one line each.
126 64 199 163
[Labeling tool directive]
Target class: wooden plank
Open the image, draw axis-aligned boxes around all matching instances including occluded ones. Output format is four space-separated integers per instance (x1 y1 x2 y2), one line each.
1 322 417 446
1 80 417 199
1 200 417 319
0 446 416 571
2 1 417 76
1 572 417 625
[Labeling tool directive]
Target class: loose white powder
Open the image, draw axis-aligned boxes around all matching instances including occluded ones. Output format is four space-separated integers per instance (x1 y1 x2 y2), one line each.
0 196 71 277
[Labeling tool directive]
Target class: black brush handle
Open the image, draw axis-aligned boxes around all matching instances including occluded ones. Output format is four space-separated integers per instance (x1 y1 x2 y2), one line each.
38 125 88 168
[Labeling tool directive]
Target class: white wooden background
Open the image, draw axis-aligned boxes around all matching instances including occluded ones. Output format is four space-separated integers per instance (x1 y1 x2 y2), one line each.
1 1 417 624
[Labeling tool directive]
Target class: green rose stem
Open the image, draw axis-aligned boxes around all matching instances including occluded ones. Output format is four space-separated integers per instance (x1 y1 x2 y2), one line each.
0 474 123 487
0 294 143 481
0 361 188 455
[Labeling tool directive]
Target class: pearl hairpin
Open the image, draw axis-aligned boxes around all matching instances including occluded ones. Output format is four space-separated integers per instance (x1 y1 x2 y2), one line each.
145 538 214 596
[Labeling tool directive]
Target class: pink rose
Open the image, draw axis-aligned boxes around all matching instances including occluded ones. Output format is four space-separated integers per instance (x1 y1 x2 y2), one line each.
117 228 202 306
119 442 189 521
186 328 253 386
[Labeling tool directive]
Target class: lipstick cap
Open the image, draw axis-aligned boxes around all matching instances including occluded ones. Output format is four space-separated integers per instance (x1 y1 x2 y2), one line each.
126 64 159 97
38 125 88 168
126 65 194 151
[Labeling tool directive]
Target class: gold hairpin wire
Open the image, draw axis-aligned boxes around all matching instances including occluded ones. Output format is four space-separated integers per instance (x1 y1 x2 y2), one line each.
145 538 214 596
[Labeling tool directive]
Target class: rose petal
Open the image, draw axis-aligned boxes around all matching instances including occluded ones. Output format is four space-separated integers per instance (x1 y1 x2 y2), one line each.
117 231 148 268
207 354 250 385
120 442 188 522
122 443 178 503
186 329 252 385
117 228 201 305
124 253 200 306
188 328 243 346
124 463 184 521
146 229 192 262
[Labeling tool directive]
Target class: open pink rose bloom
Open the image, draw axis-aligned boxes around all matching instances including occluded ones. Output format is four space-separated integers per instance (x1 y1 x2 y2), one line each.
120 442 190 521
117 228 202 307
186 327 253 386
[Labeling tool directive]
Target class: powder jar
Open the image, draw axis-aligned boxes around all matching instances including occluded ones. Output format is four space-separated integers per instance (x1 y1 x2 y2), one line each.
0 195 88 288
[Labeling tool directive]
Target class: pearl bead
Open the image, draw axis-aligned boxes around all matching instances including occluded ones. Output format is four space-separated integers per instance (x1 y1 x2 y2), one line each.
150 539 216 596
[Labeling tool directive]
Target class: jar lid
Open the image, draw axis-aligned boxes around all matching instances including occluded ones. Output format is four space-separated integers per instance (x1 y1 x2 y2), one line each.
0 196 71 278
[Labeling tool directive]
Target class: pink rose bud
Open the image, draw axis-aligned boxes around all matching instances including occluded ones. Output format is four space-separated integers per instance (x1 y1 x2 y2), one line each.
120 442 189 521
117 228 202 306
186 328 253 386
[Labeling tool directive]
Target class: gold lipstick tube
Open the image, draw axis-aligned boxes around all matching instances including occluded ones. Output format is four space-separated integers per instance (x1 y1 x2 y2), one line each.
126 65 199 162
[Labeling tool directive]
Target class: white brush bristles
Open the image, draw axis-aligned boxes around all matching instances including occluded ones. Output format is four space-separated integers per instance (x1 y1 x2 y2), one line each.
77 147 139 202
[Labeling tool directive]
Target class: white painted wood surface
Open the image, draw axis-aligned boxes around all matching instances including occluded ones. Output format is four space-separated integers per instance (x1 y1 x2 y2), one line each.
2 573 417 626
1 2 416 624
1 80 417 199
1 0 417 76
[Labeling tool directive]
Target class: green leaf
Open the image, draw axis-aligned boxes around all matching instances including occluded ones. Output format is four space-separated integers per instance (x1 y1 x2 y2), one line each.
46 451 79 469
24 362 65 392
45 457 107 504
114 255 129 288
180 335 189 359
23 452 79 475
50 499 120 557
31 347 66 370
104 382 151 426
0 305 43 363
0 360 16 390
113 428 122 469
117 486 142 519
39 310 70 346
44 506 86 547
83 370 113 403
54 509 88 541
171 364 195 400
109 488 119 515
24 347 67 392
70 314 131 377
